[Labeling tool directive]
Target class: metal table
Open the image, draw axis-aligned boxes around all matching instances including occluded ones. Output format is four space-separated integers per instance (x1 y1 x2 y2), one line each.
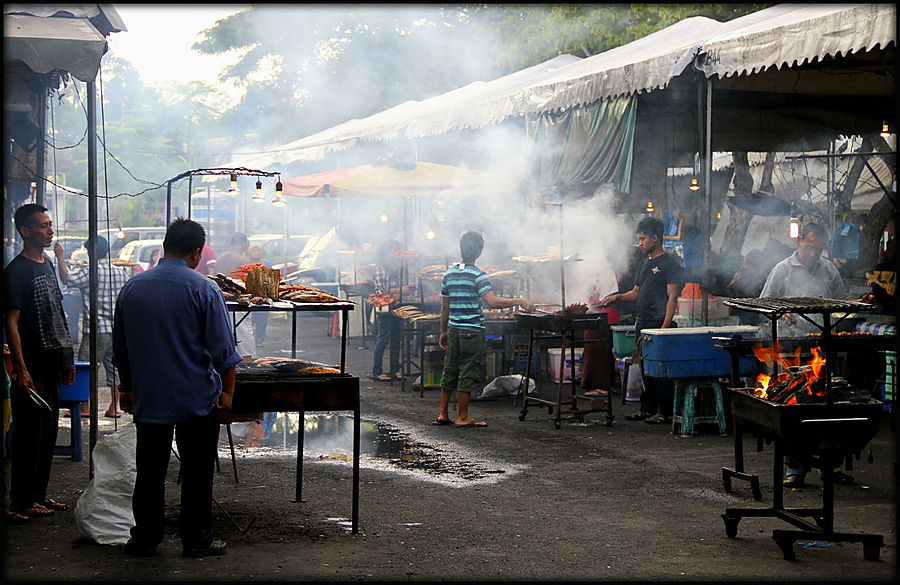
219 366 361 534
515 312 614 428
226 300 355 368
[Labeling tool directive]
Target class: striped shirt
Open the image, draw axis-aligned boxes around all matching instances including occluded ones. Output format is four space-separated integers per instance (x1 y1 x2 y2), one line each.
441 262 492 331
66 260 130 336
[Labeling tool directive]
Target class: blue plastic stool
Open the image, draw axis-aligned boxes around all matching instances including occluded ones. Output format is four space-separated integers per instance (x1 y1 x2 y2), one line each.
672 378 727 437
55 402 84 461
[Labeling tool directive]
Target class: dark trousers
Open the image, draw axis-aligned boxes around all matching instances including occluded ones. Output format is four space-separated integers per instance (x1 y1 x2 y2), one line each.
130 417 220 550
251 311 270 346
9 352 63 507
372 312 401 376
635 319 675 417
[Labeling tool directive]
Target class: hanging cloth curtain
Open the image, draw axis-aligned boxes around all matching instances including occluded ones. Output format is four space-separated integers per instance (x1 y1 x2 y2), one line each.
526 95 636 193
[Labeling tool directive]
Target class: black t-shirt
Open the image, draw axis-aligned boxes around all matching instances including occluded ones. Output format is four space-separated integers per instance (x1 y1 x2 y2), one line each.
4 254 74 364
634 252 682 323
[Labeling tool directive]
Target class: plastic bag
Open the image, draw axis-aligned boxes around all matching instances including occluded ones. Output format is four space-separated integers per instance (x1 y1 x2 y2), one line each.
74 423 137 545
480 374 537 399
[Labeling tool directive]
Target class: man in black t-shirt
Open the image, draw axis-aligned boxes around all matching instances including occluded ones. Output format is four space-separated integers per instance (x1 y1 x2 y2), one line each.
4 204 76 521
601 216 682 424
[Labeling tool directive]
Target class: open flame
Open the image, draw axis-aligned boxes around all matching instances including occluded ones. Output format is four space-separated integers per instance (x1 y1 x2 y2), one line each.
751 341 827 401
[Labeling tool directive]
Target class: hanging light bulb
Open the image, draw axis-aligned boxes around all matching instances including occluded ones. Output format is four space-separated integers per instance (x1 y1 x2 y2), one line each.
646 200 654 213
251 178 265 202
880 121 891 139
789 216 800 239
689 177 700 191
275 179 283 197
716 212 722 220
228 172 239 196
379 212 389 223
426 228 436 240
116 227 126 240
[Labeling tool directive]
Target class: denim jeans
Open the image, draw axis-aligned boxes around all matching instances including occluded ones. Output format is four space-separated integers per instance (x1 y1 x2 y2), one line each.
372 312 401 376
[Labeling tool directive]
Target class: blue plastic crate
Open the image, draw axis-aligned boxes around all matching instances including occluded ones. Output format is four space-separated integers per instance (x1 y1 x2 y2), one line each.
60 361 90 402
640 326 759 379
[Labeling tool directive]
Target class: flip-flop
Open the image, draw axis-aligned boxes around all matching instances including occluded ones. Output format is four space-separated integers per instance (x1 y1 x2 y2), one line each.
584 389 608 397
10 504 54 517
104 411 121 419
370 374 392 382
431 418 453 426
625 411 652 421
39 499 68 511
644 414 672 425
455 420 488 428
5 510 29 524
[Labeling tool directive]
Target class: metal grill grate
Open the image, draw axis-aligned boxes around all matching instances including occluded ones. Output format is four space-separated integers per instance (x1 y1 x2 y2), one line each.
723 297 874 315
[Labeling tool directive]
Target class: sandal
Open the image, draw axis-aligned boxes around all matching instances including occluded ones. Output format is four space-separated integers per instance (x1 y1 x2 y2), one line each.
10 503 54 517
625 411 652 421
5 510 29 524
644 414 673 425
40 499 68 511
584 389 608 397
394 372 404 381
370 374 392 382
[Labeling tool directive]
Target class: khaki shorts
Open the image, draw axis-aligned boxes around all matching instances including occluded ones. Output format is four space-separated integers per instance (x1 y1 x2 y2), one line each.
441 327 485 395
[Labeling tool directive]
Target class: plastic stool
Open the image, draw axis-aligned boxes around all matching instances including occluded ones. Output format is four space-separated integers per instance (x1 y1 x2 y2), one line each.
672 379 727 437
55 401 83 461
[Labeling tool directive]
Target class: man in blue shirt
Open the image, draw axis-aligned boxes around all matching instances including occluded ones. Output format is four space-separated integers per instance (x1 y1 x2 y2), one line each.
113 218 242 558
434 231 534 427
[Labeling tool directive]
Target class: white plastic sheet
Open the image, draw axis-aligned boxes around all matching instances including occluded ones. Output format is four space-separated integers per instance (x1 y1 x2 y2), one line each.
73 423 136 545
480 374 537 399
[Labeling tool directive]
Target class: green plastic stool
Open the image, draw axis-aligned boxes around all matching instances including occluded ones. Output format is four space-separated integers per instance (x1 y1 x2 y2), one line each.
672 378 727 437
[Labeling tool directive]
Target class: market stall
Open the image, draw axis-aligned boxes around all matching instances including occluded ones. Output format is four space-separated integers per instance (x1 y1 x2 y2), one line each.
717 297 889 561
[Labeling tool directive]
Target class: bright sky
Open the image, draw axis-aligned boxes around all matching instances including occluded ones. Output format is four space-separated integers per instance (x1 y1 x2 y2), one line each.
108 5 246 88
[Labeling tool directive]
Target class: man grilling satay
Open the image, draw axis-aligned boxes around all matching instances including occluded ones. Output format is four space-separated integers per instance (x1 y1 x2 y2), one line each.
759 221 853 487
600 216 682 425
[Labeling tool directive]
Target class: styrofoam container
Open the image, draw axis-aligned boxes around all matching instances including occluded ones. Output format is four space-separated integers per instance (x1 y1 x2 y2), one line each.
677 297 730 320
547 348 584 383
640 326 759 378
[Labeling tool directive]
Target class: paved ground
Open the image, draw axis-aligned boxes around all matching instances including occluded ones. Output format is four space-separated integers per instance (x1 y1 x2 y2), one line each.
3 311 897 582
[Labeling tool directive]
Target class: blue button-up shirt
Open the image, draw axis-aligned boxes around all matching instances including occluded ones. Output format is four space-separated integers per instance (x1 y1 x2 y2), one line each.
113 257 242 424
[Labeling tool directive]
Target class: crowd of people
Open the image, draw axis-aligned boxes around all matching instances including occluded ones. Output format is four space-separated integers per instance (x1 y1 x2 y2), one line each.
2 201 894 551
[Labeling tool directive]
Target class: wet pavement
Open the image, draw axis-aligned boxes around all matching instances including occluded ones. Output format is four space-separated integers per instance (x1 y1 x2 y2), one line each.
7 311 897 581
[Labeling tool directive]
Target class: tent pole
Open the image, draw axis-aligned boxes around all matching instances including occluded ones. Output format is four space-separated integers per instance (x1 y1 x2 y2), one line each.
166 180 172 227
701 78 712 326
87 80 99 477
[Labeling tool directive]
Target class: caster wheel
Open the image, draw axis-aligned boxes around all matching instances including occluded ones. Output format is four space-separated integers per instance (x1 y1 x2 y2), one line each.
863 543 881 561
518 412 527 421
722 515 739 539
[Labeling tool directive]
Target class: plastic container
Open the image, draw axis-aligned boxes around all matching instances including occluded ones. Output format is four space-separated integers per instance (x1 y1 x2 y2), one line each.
547 348 584 383
61 361 91 403
640 326 759 378
884 350 895 411
611 325 636 358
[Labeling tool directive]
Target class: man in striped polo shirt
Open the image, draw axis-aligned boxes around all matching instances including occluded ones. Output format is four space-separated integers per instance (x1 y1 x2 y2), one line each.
434 231 534 427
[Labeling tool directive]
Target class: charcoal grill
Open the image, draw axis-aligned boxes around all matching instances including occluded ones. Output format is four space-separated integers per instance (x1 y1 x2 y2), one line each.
219 362 361 533
718 297 884 560
514 312 614 428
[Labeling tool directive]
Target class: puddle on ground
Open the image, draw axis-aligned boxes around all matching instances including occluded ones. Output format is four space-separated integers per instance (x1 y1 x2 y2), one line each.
220 413 525 487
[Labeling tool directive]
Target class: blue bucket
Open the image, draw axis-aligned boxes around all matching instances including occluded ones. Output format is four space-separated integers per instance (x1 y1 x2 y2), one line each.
60 361 90 403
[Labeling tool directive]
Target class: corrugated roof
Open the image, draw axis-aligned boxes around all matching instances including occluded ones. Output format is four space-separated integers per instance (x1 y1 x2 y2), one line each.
695 3 896 79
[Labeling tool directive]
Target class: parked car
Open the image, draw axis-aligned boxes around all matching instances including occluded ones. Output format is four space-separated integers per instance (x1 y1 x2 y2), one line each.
70 226 166 262
53 235 88 260
113 238 164 277
248 233 316 269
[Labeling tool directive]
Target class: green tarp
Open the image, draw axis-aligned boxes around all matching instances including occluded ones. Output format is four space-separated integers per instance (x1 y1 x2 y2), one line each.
525 95 636 193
